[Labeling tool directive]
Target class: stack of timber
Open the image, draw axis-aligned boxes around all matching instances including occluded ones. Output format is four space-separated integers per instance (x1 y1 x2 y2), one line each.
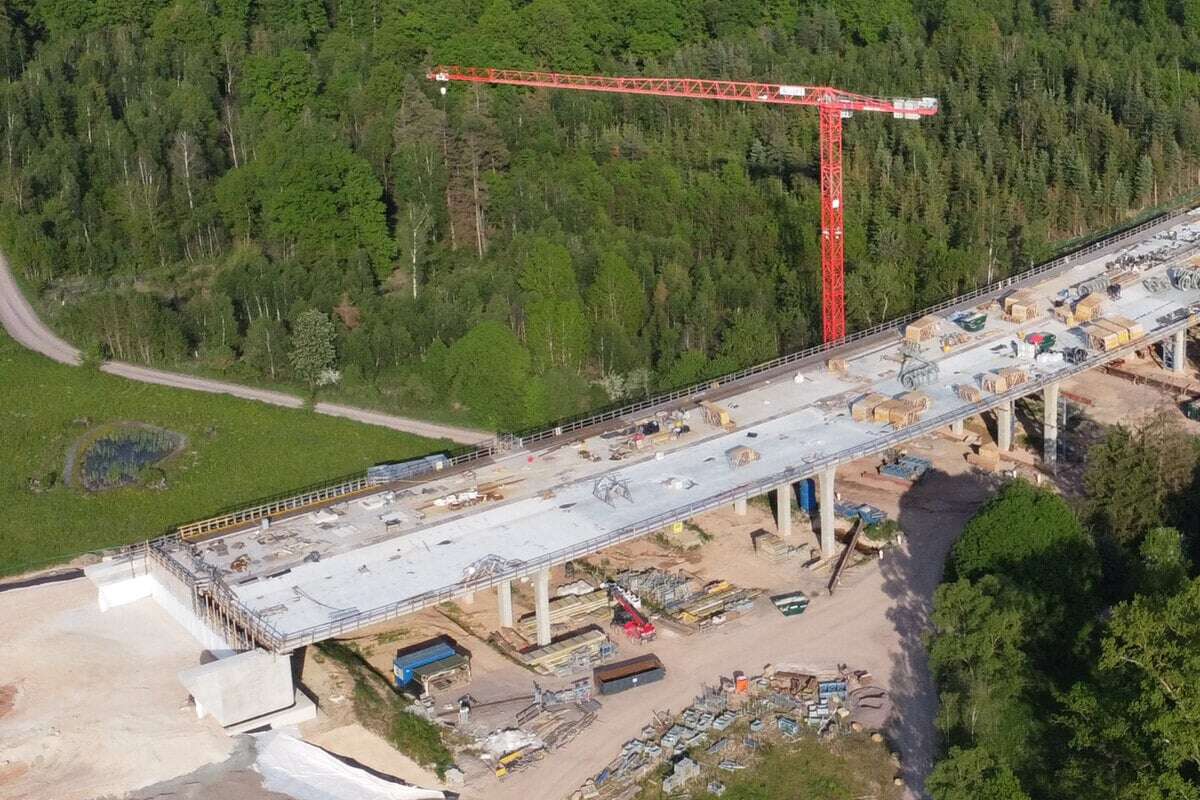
898 391 932 412
981 368 1029 394
873 399 920 430
851 392 889 422
904 315 941 343
1053 305 1077 326
519 628 611 675
956 384 983 402
1107 314 1146 341
753 531 803 563
966 443 1001 471
1003 290 1041 322
516 590 610 640
826 357 848 374
1074 293 1105 322
674 581 759 627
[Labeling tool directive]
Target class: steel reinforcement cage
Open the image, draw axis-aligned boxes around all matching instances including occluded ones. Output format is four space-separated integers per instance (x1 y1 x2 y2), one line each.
170 202 1198 544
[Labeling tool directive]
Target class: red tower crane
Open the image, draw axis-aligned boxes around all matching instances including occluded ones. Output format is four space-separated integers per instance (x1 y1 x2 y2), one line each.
429 66 938 343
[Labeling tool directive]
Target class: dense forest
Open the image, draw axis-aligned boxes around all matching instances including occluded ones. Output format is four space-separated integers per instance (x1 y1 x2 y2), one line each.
3 1 1200 429
926 416 1200 800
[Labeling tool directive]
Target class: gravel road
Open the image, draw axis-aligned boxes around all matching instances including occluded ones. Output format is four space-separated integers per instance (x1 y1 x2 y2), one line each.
0 252 490 445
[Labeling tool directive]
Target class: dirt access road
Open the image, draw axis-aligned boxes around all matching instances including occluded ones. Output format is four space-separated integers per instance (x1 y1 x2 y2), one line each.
0 252 490 445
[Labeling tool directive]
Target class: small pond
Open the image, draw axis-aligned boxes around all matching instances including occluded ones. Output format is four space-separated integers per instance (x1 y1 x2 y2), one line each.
74 424 185 492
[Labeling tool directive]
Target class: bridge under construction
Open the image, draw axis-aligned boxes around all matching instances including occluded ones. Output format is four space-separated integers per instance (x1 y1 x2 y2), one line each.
89 206 1200 723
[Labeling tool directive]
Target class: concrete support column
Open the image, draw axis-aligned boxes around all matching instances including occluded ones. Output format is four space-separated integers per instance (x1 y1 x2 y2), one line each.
534 568 551 647
461 591 475 604
733 497 747 516
949 418 964 436
1174 328 1188 375
776 484 792 538
497 579 513 628
818 466 837 558
1043 382 1059 469
996 400 1014 453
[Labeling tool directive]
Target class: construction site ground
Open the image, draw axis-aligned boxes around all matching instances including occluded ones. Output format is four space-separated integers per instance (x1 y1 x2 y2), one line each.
3 356 1197 800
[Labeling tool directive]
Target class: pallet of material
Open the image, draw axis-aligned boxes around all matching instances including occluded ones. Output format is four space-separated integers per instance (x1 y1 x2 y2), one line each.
1053 305 1076 326
898 391 931 412
873 399 917 426
904 315 941 343
1082 322 1122 351
516 590 610 639
1092 317 1130 344
826 357 848 373
956 384 982 402
851 392 889 422
753 531 801 563
699 401 735 431
519 628 610 673
1107 314 1145 341
998 367 1029 388
1073 293 1105 322
1004 290 1040 322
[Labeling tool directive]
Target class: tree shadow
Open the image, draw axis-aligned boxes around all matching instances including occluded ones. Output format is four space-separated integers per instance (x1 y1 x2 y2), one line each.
880 467 1002 798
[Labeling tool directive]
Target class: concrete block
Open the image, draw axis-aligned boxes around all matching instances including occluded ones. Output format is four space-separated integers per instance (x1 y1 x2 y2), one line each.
179 649 295 727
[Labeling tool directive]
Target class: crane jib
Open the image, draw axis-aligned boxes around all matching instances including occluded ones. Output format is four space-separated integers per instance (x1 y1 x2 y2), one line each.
430 65 938 344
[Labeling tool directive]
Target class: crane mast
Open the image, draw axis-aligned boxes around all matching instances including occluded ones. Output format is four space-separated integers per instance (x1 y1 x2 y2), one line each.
430 66 938 343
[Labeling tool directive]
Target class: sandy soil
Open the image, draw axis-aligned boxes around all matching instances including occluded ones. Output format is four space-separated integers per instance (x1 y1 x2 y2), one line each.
0 580 233 800
390 434 994 800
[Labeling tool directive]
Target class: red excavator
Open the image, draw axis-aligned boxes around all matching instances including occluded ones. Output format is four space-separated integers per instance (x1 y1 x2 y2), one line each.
609 585 656 642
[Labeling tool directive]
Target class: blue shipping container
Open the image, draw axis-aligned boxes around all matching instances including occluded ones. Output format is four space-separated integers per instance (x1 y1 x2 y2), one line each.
798 479 816 513
394 642 457 687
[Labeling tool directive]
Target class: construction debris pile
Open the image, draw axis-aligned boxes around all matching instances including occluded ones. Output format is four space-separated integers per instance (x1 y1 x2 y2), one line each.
463 679 601 781
596 411 692 461
570 665 892 800
614 569 759 632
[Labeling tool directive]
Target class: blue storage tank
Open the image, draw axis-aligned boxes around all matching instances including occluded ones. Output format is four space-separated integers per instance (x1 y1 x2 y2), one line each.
798 479 816 513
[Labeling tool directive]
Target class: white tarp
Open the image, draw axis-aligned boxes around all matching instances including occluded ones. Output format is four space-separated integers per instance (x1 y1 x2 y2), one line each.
252 731 445 800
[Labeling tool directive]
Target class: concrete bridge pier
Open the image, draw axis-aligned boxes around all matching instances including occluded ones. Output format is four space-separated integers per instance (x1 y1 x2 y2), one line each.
776 483 792 537
818 466 837 557
534 568 552 646
949 418 964 436
1043 382 1059 469
733 497 748 516
497 579 513 628
996 400 1014 452
1173 327 1188 375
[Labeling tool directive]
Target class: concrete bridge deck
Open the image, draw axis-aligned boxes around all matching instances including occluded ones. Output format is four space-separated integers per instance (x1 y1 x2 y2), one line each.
158 211 1200 652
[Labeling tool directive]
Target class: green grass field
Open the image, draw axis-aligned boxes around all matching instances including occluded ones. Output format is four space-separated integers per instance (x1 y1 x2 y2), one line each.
0 332 445 577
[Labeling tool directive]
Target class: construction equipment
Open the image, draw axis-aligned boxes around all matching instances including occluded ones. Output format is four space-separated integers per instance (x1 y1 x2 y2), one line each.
430 67 938 343
609 586 656 642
